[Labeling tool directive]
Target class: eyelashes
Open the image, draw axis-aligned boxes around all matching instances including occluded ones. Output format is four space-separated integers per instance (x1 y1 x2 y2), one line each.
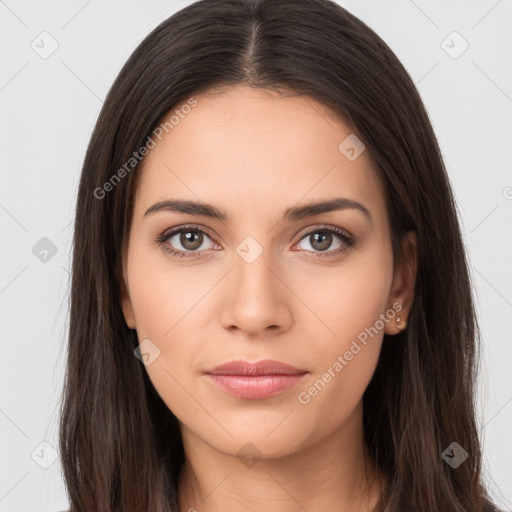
154 223 355 260
155 224 219 259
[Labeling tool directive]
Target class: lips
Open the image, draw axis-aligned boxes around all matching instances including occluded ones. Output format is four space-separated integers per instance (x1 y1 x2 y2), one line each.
204 360 309 399
205 359 308 376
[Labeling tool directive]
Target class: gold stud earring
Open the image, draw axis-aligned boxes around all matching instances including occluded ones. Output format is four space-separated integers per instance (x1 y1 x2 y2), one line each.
395 316 407 331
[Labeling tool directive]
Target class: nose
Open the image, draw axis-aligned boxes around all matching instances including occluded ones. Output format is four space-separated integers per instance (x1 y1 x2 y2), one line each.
219 248 293 337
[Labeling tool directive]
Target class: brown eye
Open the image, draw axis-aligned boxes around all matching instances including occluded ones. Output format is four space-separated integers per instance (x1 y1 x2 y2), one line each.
178 230 205 251
157 226 218 258
308 231 334 251
292 226 355 258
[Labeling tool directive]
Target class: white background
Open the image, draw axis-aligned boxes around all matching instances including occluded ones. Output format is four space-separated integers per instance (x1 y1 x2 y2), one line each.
0 1 511 510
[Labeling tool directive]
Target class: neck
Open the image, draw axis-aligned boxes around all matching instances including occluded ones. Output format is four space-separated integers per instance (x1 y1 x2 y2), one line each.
177 401 386 512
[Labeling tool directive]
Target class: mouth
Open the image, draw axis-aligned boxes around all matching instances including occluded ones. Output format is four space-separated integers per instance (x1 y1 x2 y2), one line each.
204 359 309 399
205 359 308 376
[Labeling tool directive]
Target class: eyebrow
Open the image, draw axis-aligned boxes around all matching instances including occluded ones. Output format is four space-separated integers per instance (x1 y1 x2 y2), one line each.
144 197 373 224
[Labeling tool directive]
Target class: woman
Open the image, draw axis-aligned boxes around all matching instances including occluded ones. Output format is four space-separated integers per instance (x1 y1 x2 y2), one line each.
58 0 502 510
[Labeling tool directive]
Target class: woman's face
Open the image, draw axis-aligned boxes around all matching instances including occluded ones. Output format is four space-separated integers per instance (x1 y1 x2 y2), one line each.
121 85 416 459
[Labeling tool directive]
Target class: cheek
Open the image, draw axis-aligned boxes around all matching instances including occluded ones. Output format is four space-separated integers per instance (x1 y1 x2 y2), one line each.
293 243 392 416
294 338 382 444
298 241 393 347
125 246 215 394
127 245 206 338
126 258 203 421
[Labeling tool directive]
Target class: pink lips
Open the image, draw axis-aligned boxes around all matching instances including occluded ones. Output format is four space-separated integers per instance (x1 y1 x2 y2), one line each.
204 359 308 400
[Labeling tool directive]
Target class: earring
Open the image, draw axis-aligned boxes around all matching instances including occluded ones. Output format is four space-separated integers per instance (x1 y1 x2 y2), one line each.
395 316 407 331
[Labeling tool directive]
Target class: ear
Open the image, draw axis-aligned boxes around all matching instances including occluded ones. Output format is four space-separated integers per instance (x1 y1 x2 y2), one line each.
118 258 137 330
385 231 417 335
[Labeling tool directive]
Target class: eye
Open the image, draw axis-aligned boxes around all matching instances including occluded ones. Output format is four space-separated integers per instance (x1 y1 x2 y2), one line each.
155 225 219 259
293 226 354 257
155 224 355 260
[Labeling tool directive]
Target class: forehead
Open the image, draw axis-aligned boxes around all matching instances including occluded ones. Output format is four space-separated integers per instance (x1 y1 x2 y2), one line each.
133 85 387 226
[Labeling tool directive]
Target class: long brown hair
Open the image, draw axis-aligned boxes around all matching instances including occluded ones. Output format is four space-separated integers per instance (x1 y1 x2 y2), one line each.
59 0 500 510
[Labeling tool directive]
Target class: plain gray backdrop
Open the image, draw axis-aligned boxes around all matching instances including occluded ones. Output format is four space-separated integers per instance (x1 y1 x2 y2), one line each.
0 0 511 510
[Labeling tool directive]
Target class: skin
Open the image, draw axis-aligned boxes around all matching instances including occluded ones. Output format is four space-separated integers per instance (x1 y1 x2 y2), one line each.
120 85 417 512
